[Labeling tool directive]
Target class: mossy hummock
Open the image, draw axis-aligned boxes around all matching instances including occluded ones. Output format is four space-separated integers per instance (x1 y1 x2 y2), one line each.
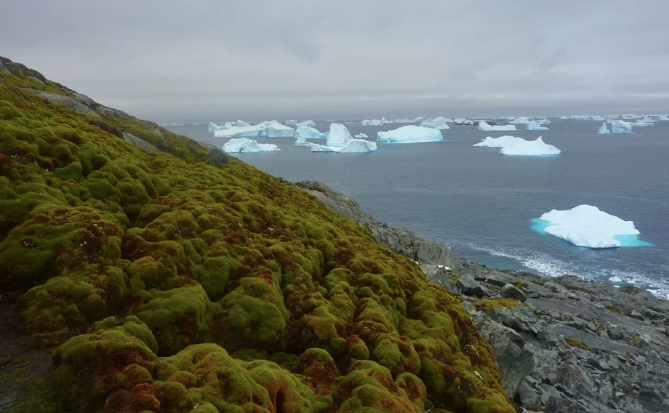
0 58 515 412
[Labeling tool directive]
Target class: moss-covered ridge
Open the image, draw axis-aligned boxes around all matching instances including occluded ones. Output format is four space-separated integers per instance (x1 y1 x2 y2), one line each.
0 58 515 412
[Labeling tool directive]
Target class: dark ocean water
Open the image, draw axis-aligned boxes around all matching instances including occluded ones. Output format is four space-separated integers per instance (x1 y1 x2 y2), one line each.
167 120 669 297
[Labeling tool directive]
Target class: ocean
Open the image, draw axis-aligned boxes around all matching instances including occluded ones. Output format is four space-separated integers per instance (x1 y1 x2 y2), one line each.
166 120 669 297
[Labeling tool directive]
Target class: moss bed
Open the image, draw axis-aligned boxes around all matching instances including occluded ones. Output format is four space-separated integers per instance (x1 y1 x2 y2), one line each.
0 58 515 413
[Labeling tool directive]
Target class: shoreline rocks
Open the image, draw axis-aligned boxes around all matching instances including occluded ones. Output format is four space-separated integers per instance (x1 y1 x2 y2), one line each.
297 180 669 413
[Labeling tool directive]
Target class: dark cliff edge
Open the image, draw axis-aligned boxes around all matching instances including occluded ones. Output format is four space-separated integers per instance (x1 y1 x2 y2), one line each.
296 181 669 413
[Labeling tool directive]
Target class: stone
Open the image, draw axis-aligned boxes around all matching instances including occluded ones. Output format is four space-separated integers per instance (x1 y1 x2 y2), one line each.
456 274 491 297
500 284 528 301
206 148 230 165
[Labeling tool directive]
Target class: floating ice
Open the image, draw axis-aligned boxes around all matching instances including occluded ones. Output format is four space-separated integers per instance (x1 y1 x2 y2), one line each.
355 133 368 138
294 124 326 147
478 121 517 132
214 120 294 138
208 122 221 133
535 205 647 249
659 115 669 121
499 137 561 156
598 122 610 134
222 138 280 153
454 118 474 125
609 120 632 134
629 121 653 127
310 139 377 153
297 120 317 128
474 135 525 148
526 121 549 131
377 125 443 143
420 117 451 129
509 117 532 125
361 119 383 126
236 120 251 127
560 116 569 120
326 123 353 147
285 120 298 126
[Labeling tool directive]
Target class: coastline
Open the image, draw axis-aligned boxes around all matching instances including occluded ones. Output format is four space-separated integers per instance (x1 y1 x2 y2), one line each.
296 180 669 413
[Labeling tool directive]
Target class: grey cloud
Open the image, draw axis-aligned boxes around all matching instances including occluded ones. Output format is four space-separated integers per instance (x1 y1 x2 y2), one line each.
1 0 668 122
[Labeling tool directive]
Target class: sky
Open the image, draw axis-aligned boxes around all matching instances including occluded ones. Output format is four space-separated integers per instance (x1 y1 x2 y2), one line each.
2 0 668 122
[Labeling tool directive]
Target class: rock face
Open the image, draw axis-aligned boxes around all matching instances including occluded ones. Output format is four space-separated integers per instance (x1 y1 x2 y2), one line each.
24 88 99 116
122 132 159 152
304 181 669 413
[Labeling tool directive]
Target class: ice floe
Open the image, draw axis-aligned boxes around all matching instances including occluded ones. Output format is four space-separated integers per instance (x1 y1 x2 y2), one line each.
377 125 443 143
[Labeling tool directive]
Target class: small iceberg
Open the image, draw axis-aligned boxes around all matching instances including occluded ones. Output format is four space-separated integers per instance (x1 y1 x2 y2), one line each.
509 117 532 125
499 137 561 156
598 122 610 134
453 118 474 125
478 121 517 132
309 123 376 153
222 138 280 153
474 135 526 148
658 115 669 121
609 120 632 134
355 133 368 139
534 205 648 249
294 124 327 147
526 121 549 131
474 136 560 156
377 125 443 143
420 117 451 129
361 119 383 126
297 120 317 128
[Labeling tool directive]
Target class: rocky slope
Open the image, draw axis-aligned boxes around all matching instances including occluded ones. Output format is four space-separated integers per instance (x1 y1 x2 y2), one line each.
299 181 669 413
0 58 515 412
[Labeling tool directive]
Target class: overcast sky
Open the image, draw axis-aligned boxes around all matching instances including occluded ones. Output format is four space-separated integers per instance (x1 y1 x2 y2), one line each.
2 0 668 122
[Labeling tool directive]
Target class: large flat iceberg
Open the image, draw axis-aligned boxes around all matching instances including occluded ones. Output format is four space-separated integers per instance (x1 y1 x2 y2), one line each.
526 121 549 131
214 120 294 138
222 138 280 153
478 121 517 131
536 205 646 248
377 125 443 143
499 137 561 156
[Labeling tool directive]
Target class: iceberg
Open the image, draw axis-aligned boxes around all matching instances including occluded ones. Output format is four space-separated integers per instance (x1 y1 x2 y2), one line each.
474 135 525 148
598 122 610 134
222 138 280 153
264 121 295 137
326 123 353 147
658 115 669 121
526 121 549 131
236 120 251 127
309 123 376 153
610 120 632 134
420 117 451 129
377 125 443 143
294 124 326 147
453 118 474 125
509 117 532 125
208 122 221 133
361 119 383 126
478 121 517 132
560 116 570 120
355 133 368 139
297 120 316 127
214 120 294 138
310 139 377 153
499 137 561 156
537 205 643 249
629 121 653 127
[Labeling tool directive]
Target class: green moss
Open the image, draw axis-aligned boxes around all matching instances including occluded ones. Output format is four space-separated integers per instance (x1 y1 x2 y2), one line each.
474 298 522 312
564 337 591 351
0 59 515 413
605 305 623 314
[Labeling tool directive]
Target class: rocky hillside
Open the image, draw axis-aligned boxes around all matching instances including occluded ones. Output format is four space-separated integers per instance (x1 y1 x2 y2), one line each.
0 58 515 412
300 182 669 413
